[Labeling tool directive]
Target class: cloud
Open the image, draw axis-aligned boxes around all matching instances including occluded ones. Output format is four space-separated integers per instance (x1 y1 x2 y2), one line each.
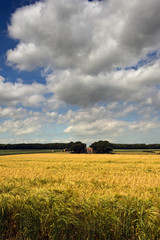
7 0 93 71
0 76 5 82
6 0 160 108
64 119 125 136
0 107 28 119
119 0 160 55
0 117 42 135
0 107 58 136
62 105 127 138
46 61 160 106
3 0 160 143
0 76 47 107
60 103 160 142
129 120 160 131
7 0 160 73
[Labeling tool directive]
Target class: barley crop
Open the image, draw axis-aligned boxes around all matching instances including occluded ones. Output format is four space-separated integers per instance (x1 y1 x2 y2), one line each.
0 153 160 239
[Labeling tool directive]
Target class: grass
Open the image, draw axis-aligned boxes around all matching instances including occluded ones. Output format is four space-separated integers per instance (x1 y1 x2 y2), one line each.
113 149 160 154
0 153 160 239
0 149 62 156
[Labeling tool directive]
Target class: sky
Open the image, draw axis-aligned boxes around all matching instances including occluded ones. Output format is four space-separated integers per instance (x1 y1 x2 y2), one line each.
0 0 160 145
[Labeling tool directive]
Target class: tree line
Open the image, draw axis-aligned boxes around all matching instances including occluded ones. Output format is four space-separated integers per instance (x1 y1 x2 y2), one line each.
0 141 160 153
111 143 160 149
0 143 69 150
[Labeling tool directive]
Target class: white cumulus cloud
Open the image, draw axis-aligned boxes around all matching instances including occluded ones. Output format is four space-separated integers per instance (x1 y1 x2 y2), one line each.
3 0 160 143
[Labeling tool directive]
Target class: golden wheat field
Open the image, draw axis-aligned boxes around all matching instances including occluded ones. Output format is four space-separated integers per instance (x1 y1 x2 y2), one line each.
1 153 160 239
0 153 160 199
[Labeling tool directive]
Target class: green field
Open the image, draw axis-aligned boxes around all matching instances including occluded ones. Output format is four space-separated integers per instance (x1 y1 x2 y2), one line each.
0 153 160 239
113 149 160 154
0 148 160 156
0 149 62 156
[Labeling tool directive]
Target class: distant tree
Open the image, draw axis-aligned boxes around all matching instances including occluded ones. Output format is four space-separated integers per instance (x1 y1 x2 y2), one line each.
68 142 74 150
1 142 160 151
90 140 113 153
69 141 86 153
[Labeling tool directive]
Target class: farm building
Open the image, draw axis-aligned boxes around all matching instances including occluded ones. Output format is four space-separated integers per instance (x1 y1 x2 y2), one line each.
86 147 94 153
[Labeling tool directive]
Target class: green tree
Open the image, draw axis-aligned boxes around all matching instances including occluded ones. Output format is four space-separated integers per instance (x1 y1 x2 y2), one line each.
69 141 86 153
90 140 113 153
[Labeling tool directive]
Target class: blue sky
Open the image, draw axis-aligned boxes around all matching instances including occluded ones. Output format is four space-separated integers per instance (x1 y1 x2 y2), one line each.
0 0 160 145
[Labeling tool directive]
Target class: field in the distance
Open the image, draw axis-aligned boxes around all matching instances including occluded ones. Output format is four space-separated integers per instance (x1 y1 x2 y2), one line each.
0 148 160 156
0 149 62 156
0 153 160 239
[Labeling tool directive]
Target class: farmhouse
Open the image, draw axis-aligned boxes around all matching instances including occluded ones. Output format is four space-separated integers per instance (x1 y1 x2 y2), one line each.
86 147 94 153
